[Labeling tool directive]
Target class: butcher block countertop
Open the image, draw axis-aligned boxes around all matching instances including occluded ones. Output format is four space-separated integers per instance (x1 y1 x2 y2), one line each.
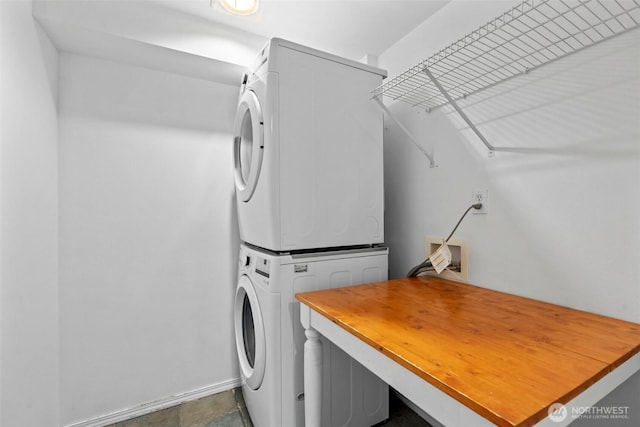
295 276 640 427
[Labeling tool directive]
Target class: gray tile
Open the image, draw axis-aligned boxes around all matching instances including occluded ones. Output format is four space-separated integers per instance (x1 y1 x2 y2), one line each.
104 387 432 427
180 391 238 426
232 388 253 427
111 415 145 427
207 410 246 427
107 406 182 427
236 405 253 427
231 388 247 410
142 406 180 427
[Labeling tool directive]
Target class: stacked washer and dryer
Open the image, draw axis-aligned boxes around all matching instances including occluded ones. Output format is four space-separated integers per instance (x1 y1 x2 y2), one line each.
232 38 389 427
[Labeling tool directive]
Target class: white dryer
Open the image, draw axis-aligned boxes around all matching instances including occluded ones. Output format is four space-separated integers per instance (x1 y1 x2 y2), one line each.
234 243 389 427
233 38 387 252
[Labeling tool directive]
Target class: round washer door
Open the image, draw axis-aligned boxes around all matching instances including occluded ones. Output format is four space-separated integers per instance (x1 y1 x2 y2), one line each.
234 275 266 390
233 89 264 202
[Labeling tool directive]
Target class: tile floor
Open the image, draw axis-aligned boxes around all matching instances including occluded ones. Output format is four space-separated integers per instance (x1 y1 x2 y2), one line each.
105 388 252 427
106 387 431 427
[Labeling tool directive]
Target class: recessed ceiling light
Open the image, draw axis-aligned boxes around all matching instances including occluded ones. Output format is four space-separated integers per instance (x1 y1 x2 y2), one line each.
218 0 259 16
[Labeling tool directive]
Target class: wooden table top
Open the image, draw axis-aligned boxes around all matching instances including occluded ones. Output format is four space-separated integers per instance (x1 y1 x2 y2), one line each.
295 277 640 427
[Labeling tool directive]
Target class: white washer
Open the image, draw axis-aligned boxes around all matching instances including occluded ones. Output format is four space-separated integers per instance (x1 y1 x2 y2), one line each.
233 38 387 252
234 243 389 427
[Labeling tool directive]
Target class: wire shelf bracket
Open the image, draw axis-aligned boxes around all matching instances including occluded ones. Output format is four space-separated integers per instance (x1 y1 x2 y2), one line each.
372 0 640 156
373 96 437 167
423 68 496 156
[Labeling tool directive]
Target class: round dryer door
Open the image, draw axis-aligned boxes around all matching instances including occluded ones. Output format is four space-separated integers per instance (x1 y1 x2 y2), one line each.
234 275 266 390
233 89 264 202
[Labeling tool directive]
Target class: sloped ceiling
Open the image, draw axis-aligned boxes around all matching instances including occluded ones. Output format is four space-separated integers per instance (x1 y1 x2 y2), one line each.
33 0 450 85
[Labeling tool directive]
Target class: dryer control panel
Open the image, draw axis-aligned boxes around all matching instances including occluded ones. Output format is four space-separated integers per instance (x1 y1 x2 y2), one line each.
238 249 271 279
255 257 270 278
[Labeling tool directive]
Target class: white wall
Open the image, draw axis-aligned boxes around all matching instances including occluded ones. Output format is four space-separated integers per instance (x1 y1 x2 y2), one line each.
0 1 60 426
58 53 240 425
379 0 640 424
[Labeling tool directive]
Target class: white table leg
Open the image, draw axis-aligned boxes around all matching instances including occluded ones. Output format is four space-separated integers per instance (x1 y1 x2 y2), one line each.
304 326 322 427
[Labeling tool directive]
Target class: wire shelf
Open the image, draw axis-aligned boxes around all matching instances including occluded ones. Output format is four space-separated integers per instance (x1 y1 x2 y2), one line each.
372 0 640 111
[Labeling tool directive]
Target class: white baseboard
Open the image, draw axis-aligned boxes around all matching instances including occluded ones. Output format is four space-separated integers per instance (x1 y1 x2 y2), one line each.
65 378 243 427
